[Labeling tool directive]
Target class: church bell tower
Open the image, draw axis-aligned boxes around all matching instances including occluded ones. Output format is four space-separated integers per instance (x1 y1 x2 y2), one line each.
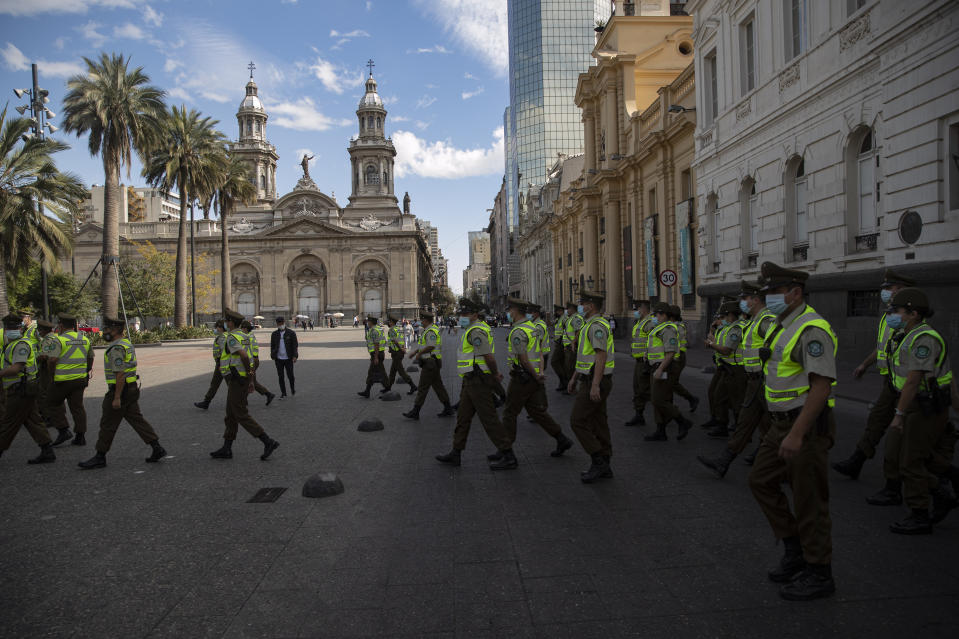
232 61 279 205
346 60 398 213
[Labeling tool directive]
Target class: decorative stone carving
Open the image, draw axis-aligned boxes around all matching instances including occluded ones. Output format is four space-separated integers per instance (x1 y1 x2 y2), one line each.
736 99 751 121
358 214 387 231
840 11 871 51
294 174 319 191
293 197 318 218
779 63 800 92
231 217 256 234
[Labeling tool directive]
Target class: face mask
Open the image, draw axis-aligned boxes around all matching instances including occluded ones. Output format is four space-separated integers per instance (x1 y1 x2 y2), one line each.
458 316 470 328
885 313 904 330
880 289 893 304
633 310 640 319
525 313 533 321
5 330 21 341
649 317 659 327
576 305 584 315
766 293 788 315
739 300 750 315
721 319 730 327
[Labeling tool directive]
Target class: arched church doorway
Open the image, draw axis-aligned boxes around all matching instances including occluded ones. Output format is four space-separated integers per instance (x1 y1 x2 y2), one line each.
298 285 320 323
237 292 256 318
363 289 382 317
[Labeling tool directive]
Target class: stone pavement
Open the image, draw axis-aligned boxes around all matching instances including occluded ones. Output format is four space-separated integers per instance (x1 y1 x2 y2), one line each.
1 326 957 638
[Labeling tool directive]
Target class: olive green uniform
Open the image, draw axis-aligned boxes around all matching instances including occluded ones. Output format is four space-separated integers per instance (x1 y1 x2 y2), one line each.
550 315 567 384
569 315 614 457
387 325 415 386
244 331 272 397
452 322 509 451
727 312 776 454
856 314 898 459
649 322 683 424
364 325 390 391
221 330 265 440
563 313 584 385
95 338 159 454
412 325 451 408
0 337 51 451
202 333 227 403
47 330 93 434
630 316 654 415
502 320 564 445
717 321 747 423
36 332 56 424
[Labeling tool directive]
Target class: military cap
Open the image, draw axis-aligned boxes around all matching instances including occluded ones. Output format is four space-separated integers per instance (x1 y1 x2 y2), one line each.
506 296 529 312
420 310 434 320
881 268 916 288
890 287 931 315
669 305 682 318
565 300 579 310
739 279 762 296
529 303 543 314
224 308 244 323
18 309 34 318
759 261 809 292
240 319 252 330
1 313 23 327
37 319 55 330
366 315 378 324
553 304 564 312
578 291 605 308
720 301 741 315
387 314 399 323
102 316 126 329
57 312 77 323
652 302 670 315
457 297 481 314
631 298 651 309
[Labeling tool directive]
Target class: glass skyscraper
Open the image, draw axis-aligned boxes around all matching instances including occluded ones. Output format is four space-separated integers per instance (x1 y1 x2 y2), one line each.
505 0 611 229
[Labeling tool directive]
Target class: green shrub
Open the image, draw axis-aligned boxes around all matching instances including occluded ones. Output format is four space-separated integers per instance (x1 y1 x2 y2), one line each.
151 325 216 340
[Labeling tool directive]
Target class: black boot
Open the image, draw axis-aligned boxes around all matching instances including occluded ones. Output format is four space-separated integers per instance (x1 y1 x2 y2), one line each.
27 445 56 465
866 479 903 506
407 383 418 396
435 449 461 466
931 482 958 524
486 450 503 461
52 428 72 446
265 392 276 406
890 508 933 535
832 448 867 479
210 441 233 459
780 563 835 601
706 423 729 439
403 404 421 420
768 536 805 583
644 424 667 442
259 433 279 460
145 442 166 463
675 415 693 441
72 432 86 446
194 400 210 410
551 435 573 458
688 396 700 412
699 418 717 430
437 403 456 417
78 452 106 470
489 449 518 470
581 454 613 483
357 386 371 398
697 448 736 479
743 444 760 466
624 412 646 426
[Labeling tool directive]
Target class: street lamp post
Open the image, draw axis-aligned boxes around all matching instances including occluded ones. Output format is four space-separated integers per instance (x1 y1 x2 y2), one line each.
14 63 58 321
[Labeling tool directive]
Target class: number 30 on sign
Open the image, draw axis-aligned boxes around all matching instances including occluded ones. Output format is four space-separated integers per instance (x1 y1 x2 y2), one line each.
659 269 677 287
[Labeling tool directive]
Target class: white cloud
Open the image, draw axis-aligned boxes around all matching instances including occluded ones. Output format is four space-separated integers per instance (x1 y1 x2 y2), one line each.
414 120 430 131
77 21 107 47
461 86 484 100
113 23 145 40
198 90 229 103
1 42 83 78
416 95 437 109
366 1 373 10
268 98 352 131
167 87 191 102
142 5 162 27
413 0 507 76
391 115 410 122
411 45 452 55
53 37 67 50
393 127 504 179
308 55 364 94
330 29 370 38
382 94 398 105
164 58 181 73
0 0 143 16
464 72 476 80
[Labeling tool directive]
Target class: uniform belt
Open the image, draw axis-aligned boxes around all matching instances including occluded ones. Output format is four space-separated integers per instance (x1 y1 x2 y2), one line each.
746 372 763 380
769 407 802 421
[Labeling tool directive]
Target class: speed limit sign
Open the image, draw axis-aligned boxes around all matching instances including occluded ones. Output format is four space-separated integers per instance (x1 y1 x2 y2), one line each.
659 269 677 287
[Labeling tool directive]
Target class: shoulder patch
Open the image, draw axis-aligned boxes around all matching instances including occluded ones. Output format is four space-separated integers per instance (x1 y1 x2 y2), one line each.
669 338 678 345
14 343 30 357
914 344 931 360
471 336 483 347
807 340 824 357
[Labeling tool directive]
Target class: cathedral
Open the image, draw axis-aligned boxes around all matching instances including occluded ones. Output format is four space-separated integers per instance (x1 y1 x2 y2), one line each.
67 66 434 322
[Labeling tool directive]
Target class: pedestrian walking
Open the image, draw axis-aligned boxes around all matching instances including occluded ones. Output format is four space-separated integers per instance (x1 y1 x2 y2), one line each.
358 316 390 397
32 319 55 427
403 311 454 419
46 313 94 446
702 301 746 437
550 305 568 390
194 320 227 410
270 317 298 398
625 299 654 426
78 317 166 469
386 315 417 394
562 301 584 393
668 305 700 412
240 321 275 405
353 315 359 328
0 313 56 464
643 302 694 442
403 319 413 350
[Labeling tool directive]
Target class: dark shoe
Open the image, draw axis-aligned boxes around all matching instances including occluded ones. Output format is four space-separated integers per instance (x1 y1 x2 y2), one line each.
194 400 210 410
27 446 56 465
357 389 371 398
265 393 275 406
435 449 461 466
493 396 505 408
831 448 867 479
581 454 613 483
555 384 565 392
699 419 717 430
72 433 86 446
145 444 166 463
866 480 903 506
706 424 729 439
407 384 418 396
697 449 735 479
688 396 700 412
78 453 106 470
403 406 421 420
279 393 287 399
890 509 933 535
437 404 456 417
676 416 693 441
489 449 518 470
52 429 72 447
624 412 646 427
291 388 296 395
931 483 958 524
768 537 805 583
644 425 667 442
486 450 503 462
780 565 835 601
210 444 233 459
551 435 573 458
743 445 760 466
260 438 279 461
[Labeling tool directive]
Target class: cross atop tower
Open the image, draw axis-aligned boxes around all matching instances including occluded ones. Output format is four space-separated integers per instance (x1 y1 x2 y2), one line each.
367 59 375 77
248 61 256 79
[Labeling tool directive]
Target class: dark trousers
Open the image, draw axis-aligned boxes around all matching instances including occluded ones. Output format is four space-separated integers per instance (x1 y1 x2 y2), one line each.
727 375 770 455
452 375 509 451
275 358 295 395
203 365 223 403
856 378 898 458
673 353 696 403
95 385 158 454
570 374 613 457
414 358 450 408
0 386 51 450
651 359 682 424
551 341 567 382
631 358 651 413
365 354 390 390
223 376 264 441
718 365 747 423
387 351 413 386
47 378 88 433
502 373 563 446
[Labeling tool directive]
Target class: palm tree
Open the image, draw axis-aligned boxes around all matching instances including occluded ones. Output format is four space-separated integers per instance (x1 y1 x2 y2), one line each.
0 107 87 316
212 153 256 311
143 106 225 326
62 53 165 319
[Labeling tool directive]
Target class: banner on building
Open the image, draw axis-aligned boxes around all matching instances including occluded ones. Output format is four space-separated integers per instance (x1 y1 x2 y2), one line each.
675 199 694 295
644 216 657 298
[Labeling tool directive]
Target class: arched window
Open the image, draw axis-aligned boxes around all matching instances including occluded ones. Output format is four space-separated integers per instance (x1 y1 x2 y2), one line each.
246 120 252 136
365 165 380 185
784 156 808 261
260 174 266 190
739 178 758 268
706 194 720 272
377 117 381 129
844 126 881 252
857 131 877 233
237 292 255 318
382 170 388 186
367 116 374 130
254 120 260 134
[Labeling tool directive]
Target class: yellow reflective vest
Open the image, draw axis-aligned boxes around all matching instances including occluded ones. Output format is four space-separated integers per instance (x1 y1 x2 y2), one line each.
104 338 138 386
889 323 952 393
53 330 91 382
507 321 541 374
763 305 838 412
457 322 493 376
575 315 614 374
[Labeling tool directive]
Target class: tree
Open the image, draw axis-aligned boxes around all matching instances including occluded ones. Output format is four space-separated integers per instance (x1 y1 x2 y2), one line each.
211 153 255 311
62 53 166 320
0 106 87 316
6 263 98 320
142 105 225 326
432 285 457 316
122 241 175 318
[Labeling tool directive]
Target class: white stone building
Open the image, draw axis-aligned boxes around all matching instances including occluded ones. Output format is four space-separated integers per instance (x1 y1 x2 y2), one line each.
688 0 959 355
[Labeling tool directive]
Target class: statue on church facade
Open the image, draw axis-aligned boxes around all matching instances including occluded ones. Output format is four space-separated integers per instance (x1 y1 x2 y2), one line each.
301 153 314 179
403 191 411 215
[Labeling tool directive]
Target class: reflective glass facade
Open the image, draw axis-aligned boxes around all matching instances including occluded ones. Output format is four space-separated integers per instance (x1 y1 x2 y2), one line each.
506 0 611 229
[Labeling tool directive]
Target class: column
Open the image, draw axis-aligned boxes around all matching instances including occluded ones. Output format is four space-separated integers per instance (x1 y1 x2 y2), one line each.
585 113 596 172
606 88 619 157
605 200 622 313
584 212 599 289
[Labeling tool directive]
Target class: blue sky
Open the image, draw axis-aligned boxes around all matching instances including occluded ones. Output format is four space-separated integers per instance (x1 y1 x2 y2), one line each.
0 0 510 293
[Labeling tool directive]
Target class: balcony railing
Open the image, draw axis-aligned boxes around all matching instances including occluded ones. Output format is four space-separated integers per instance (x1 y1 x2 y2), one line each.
792 243 809 262
855 232 879 252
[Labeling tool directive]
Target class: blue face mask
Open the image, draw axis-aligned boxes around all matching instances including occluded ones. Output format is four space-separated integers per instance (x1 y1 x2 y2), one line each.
721 319 730 327
5 330 21 341
458 316 470 328
525 313 533 321
739 300 750 315
649 316 659 327
885 313 904 330
633 310 640 319
576 305 584 315
766 294 788 315
880 289 893 304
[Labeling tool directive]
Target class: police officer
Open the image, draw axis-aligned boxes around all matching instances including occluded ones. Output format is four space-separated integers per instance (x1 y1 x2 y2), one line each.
644 302 694 442
563 301 584 393
668 304 699 412
386 315 417 395
833 269 916 480
78 317 166 469
748 262 837 601
550 304 568 390
698 280 775 478
496 298 574 469
20 310 38 343
700 303 731 431
529 304 551 376
33 319 56 426
625 299 654 426
358 315 390 397
209 309 279 461
402 310 455 419
703 301 746 438
0 313 56 464
881 288 953 534
240 320 276 405
194 320 227 410
436 298 509 467
47 313 94 446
